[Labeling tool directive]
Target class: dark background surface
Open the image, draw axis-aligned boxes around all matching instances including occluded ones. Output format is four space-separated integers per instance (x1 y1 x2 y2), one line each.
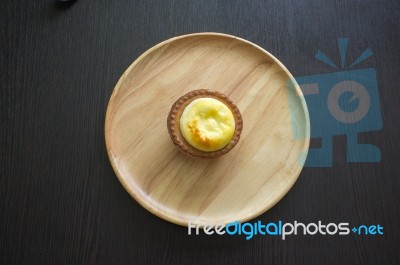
1 0 400 264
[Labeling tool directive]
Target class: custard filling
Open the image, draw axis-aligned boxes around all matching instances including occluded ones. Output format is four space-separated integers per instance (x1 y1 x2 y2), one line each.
180 98 235 152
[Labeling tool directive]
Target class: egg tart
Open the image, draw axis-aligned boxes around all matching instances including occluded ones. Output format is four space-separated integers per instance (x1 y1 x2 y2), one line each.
167 89 243 158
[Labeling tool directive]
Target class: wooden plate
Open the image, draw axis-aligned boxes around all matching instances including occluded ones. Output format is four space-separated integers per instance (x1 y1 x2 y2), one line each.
105 33 310 226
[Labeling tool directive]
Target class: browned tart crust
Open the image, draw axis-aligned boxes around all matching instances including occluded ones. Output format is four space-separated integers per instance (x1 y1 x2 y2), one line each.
167 89 243 158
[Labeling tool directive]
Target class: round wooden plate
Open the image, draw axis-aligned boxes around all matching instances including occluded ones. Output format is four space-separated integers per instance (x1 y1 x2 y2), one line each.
105 33 310 226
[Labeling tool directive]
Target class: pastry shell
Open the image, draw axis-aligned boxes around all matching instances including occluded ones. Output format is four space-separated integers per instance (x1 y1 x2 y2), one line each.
167 89 243 158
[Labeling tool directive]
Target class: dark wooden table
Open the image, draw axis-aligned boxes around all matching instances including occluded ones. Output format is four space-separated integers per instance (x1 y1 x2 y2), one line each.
1 0 400 264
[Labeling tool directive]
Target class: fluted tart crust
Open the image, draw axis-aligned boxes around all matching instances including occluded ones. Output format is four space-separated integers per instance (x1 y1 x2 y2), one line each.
167 89 243 158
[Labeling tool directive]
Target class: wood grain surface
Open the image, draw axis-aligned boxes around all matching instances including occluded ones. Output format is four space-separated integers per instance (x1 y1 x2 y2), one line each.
105 33 309 226
1 0 400 265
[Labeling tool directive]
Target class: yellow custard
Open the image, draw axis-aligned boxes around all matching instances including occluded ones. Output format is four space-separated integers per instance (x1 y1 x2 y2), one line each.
180 98 235 152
